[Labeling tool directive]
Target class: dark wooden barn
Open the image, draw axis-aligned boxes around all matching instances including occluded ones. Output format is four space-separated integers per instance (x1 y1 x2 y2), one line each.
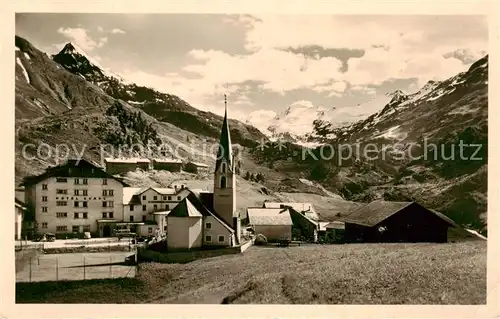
338 201 456 243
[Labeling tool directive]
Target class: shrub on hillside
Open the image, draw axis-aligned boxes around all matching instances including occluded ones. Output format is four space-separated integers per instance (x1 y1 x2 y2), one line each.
254 234 268 246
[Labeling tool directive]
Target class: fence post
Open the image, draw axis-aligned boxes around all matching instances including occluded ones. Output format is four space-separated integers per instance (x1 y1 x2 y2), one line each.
29 257 32 282
56 257 58 281
83 256 86 280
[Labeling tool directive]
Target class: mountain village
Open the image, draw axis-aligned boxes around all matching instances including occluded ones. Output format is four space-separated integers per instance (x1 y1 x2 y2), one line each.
13 22 488 305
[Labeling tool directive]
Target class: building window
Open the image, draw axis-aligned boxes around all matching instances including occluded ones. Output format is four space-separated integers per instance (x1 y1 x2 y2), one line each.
74 178 80 185
42 207 48 213
102 201 107 207
153 195 157 200
205 235 212 242
56 201 67 206
102 212 107 218
153 204 158 211
163 226 167 231
168 196 172 200
83 212 88 219
221 162 226 173
130 216 134 222
130 205 134 211
42 196 48 202
56 189 67 194
83 201 88 208
74 213 79 219
42 184 48 190
109 212 114 219
108 190 113 196
142 215 146 222
74 201 79 207
206 222 212 229
83 225 91 232
220 176 227 189
142 205 146 211
162 195 167 200
218 235 225 242
56 178 67 183
102 178 108 185
72 226 80 233
41 222 48 228
142 195 146 200
56 225 67 232
102 190 107 196
148 227 153 234
82 179 88 185
165 204 169 210
83 190 88 196
177 196 181 200
74 189 80 196
56 212 67 218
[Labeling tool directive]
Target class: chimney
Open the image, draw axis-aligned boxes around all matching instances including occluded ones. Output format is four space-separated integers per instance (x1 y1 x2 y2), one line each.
174 185 178 192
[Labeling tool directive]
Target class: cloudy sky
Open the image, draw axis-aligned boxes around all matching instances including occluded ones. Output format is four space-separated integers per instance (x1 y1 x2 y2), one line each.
15 13 487 131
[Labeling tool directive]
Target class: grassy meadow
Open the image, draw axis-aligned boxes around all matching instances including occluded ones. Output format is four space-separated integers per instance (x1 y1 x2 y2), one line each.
16 241 486 304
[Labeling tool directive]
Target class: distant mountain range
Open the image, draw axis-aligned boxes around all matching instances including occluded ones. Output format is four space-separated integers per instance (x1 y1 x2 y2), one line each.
15 34 488 235
251 55 488 234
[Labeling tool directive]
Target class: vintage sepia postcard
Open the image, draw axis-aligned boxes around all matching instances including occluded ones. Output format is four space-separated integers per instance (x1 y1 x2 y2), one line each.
1 0 499 318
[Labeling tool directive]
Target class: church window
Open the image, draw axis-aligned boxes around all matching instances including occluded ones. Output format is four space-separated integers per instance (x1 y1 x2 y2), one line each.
221 162 226 173
220 176 227 189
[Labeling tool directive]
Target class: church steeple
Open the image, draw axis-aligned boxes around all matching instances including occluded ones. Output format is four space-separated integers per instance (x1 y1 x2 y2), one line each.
215 94 233 172
213 94 237 232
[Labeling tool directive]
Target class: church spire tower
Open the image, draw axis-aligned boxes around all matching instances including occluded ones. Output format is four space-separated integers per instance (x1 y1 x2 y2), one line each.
213 94 238 240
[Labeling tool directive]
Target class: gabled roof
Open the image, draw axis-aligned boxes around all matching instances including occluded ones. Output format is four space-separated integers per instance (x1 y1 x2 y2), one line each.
186 190 234 233
187 161 209 168
168 198 203 217
247 208 293 226
215 97 233 173
263 202 319 221
338 200 456 227
105 157 150 163
325 221 345 230
152 158 182 164
21 159 129 187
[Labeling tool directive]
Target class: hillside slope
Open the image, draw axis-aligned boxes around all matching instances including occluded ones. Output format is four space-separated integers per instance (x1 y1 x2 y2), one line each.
14 35 265 184
250 55 488 233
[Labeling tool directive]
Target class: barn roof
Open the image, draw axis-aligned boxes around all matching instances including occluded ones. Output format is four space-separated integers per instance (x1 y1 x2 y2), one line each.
325 221 345 230
338 200 456 227
247 208 293 226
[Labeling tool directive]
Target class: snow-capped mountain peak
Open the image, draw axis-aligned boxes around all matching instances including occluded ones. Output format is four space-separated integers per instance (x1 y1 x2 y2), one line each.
53 42 130 85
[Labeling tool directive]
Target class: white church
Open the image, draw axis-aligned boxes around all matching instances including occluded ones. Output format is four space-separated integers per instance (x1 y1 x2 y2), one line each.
166 96 241 249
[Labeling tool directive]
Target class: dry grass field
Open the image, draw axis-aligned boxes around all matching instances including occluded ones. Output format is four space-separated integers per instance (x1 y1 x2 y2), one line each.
16 241 486 304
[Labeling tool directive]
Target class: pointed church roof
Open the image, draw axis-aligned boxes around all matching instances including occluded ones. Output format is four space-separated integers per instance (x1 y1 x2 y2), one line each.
215 95 233 172
168 198 203 217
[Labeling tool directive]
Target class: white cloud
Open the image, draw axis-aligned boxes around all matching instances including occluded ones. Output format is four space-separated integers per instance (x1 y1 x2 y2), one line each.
57 27 108 51
246 109 277 132
97 26 104 32
111 28 126 34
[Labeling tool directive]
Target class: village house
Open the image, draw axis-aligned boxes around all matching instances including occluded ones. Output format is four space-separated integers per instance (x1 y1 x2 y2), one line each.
338 200 456 243
15 198 26 240
247 207 293 242
184 161 210 175
262 202 319 241
151 158 183 172
120 186 192 237
104 157 151 175
21 159 128 238
166 96 241 249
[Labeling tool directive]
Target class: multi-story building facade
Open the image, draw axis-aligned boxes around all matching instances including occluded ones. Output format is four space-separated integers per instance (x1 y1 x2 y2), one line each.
121 186 192 236
22 159 127 238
